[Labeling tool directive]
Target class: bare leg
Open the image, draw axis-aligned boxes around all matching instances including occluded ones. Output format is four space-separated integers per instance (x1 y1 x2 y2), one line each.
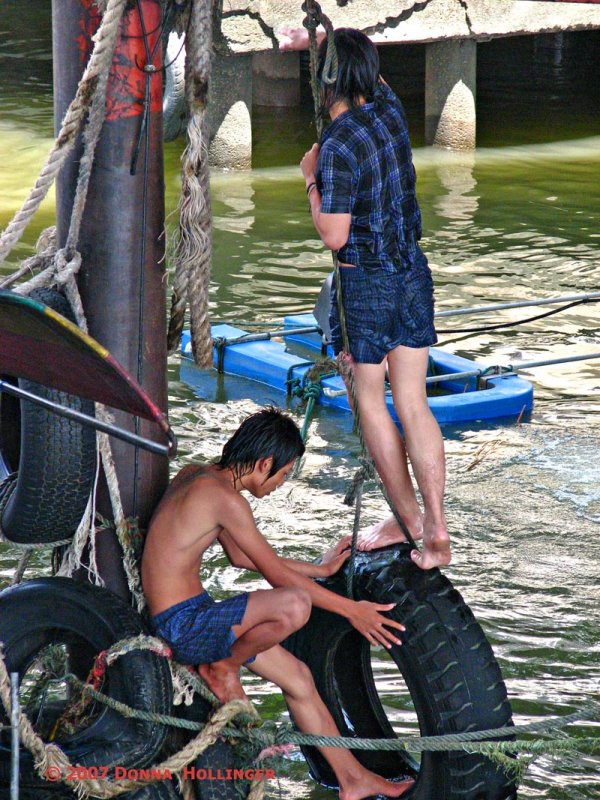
386 345 450 569
348 357 423 548
198 588 311 703
249 646 414 800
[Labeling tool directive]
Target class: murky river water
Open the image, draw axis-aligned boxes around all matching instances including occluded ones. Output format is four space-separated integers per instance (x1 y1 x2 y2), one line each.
0 8 599 798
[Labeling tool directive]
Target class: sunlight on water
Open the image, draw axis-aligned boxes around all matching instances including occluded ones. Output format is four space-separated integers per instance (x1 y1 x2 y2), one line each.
0 11 599 798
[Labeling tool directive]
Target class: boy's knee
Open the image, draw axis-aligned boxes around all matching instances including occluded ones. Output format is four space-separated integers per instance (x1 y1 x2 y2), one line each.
284 588 312 630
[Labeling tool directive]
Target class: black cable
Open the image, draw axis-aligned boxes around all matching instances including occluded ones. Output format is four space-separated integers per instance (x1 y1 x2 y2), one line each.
437 298 597 335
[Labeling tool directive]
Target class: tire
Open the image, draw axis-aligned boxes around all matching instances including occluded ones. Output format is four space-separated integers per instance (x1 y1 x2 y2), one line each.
163 32 187 142
0 287 97 544
283 544 517 800
0 577 173 796
164 693 245 800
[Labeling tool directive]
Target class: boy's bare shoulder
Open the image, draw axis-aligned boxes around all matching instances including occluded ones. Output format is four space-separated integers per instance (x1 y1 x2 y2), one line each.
171 465 246 512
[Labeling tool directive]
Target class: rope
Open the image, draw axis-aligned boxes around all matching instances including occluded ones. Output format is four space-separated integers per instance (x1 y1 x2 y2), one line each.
438 298 599 336
0 227 57 290
302 0 337 139
0 0 129 268
167 0 214 367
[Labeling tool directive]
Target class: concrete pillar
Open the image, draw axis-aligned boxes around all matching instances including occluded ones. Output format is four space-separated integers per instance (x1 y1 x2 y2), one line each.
252 51 300 106
425 40 476 150
207 52 252 169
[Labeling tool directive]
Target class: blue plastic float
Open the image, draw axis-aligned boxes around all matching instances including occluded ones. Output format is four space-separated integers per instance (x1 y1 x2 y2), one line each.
181 313 533 426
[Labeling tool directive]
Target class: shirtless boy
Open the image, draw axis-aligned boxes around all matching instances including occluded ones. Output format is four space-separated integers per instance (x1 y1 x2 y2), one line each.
142 407 413 800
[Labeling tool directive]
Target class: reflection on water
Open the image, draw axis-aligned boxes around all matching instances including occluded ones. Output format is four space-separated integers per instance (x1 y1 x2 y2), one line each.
1 9 600 799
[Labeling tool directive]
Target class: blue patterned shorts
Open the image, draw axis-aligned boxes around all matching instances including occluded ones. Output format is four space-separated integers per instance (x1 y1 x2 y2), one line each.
329 246 437 364
150 591 254 666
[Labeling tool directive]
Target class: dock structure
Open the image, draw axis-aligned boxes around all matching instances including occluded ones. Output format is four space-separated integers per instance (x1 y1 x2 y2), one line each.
204 0 600 167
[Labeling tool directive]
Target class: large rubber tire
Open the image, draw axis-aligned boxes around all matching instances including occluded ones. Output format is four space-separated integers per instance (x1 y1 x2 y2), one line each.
163 32 187 142
0 577 173 797
0 287 97 544
283 544 516 800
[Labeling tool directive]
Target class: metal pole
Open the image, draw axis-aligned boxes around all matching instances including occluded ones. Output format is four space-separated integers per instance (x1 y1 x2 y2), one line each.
53 0 169 597
10 672 19 800
507 351 600 372
435 291 600 318
322 351 600 398
228 326 321 344
0 380 173 457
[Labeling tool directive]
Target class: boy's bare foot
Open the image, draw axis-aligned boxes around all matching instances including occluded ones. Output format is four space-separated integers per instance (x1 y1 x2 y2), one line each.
198 661 248 704
410 521 451 570
339 771 414 800
358 514 423 551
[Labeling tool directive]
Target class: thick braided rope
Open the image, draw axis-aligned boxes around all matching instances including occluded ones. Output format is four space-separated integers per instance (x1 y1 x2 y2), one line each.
71 674 600 751
0 0 149 606
0 0 128 267
167 0 213 367
50 636 600 753
61 13 117 268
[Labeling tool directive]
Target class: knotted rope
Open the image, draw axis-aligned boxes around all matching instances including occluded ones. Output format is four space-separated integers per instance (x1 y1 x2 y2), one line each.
3 637 598 795
167 0 214 367
302 0 337 139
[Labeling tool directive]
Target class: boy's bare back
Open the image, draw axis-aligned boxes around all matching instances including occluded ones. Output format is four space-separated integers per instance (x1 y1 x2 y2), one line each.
141 464 247 615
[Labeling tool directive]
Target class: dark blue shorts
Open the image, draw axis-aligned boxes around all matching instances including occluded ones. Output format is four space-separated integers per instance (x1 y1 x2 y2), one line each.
329 247 437 364
150 591 254 666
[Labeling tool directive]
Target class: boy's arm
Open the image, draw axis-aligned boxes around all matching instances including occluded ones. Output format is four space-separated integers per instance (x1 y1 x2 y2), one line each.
216 492 405 649
301 144 351 252
218 530 349 577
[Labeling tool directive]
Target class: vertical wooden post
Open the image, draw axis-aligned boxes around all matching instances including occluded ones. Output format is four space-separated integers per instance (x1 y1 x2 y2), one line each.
52 0 169 597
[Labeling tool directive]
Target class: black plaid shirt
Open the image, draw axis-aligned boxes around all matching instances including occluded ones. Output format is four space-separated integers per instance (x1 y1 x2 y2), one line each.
317 82 422 272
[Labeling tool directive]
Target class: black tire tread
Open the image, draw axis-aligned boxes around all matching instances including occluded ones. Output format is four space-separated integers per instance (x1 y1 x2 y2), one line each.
0 288 97 544
284 544 516 800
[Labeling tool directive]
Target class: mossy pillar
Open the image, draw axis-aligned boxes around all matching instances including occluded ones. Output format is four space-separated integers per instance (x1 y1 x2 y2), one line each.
207 51 253 169
425 40 477 150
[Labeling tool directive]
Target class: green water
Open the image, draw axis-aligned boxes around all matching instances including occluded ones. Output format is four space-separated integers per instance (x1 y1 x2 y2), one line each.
1 8 599 798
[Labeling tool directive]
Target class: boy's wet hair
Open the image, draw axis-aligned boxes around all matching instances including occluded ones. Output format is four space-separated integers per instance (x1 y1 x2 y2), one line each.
215 407 305 482
318 28 380 116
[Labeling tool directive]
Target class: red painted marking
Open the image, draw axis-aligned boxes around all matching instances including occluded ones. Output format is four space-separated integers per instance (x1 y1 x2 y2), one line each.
75 0 162 121
106 1 163 121
77 0 101 67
